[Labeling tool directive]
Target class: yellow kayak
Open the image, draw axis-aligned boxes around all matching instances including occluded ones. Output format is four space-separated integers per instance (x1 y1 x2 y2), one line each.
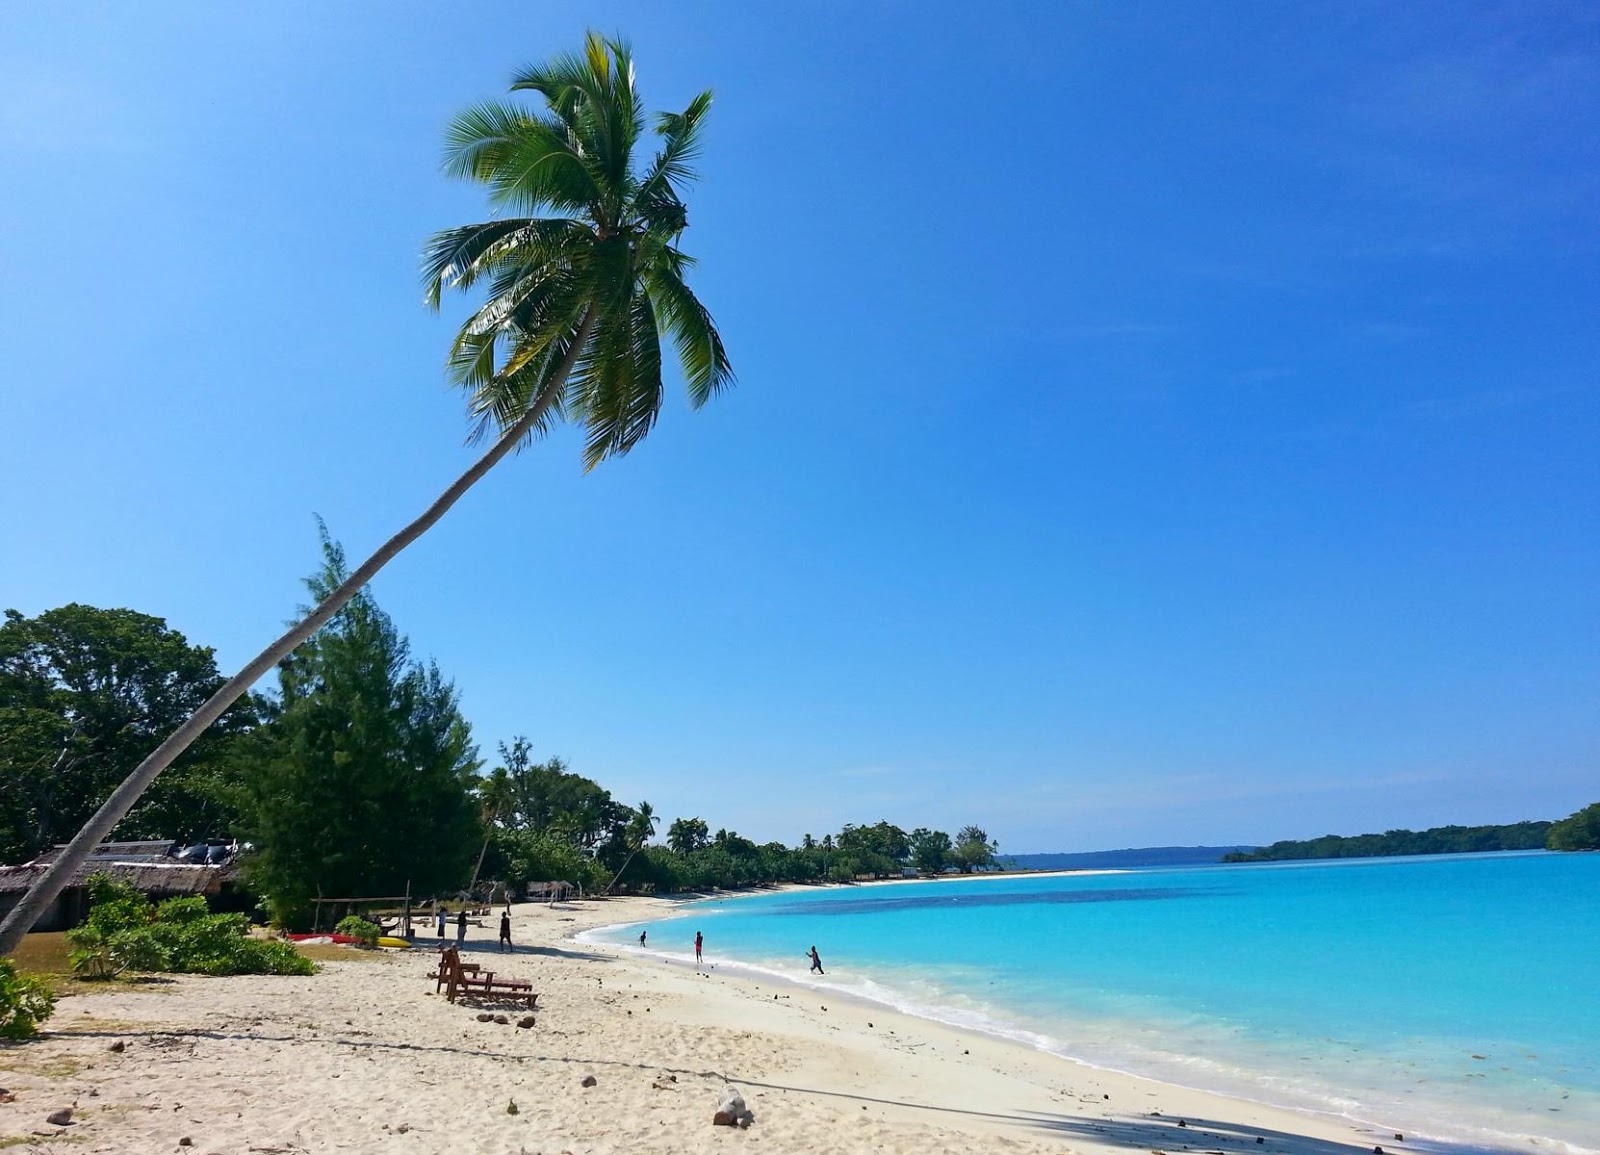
377 936 412 949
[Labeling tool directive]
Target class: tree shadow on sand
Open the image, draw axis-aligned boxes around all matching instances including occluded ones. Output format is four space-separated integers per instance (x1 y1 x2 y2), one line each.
1019 1112 1520 1155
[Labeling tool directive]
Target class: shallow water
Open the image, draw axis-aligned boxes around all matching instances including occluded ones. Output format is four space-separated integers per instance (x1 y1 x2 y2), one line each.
587 852 1600 1154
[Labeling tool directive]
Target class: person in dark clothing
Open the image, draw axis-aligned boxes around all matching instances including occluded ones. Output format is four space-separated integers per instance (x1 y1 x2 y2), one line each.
694 930 703 964
808 945 825 974
499 911 513 952
455 910 468 944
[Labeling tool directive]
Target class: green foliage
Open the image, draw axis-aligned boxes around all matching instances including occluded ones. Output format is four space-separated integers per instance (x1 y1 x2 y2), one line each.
0 957 56 1040
1224 821 1556 862
65 871 313 978
471 742 1002 895
0 604 261 863
836 822 911 878
666 817 710 854
1547 803 1600 851
335 915 381 946
240 527 483 927
909 828 953 875
951 826 999 873
425 31 733 470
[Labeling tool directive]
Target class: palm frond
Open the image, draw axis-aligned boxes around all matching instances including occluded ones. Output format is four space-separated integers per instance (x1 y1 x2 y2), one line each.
645 253 733 407
432 33 730 462
639 90 713 204
513 33 641 200
423 218 593 308
572 287 663 469
443 102 598 213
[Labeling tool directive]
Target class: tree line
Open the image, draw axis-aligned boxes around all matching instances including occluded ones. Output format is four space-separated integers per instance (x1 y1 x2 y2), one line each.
2 554 999 929
1221 819 1567 862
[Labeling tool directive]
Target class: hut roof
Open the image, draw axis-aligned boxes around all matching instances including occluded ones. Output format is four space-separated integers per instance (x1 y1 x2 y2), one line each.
0 859 233 895
0 841 239 895
30 840 179 865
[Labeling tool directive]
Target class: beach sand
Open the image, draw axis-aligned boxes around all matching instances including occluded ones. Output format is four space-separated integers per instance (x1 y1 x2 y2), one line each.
0 896 1467 1155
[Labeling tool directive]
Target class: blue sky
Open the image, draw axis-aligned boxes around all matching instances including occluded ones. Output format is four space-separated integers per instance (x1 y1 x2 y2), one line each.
2 3 1595 853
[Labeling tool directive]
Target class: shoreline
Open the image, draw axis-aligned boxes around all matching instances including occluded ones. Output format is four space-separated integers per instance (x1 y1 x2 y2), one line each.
0 894 1579 1155
577 892 1592 1155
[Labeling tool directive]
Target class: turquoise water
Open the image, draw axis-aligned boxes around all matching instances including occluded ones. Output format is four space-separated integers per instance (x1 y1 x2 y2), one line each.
587 852 1600 1153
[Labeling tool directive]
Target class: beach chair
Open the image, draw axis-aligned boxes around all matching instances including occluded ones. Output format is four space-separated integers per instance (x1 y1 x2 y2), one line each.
432 946 538 1008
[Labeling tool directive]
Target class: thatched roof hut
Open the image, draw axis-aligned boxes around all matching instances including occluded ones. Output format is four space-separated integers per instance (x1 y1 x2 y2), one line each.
0 840 240 933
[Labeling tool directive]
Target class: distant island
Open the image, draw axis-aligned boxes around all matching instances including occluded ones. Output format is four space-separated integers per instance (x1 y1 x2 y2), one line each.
1222 821 1552 862
1005 846 1259 871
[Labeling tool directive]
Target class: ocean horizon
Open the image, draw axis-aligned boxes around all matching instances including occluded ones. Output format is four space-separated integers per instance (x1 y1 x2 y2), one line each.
584 851 1600 1155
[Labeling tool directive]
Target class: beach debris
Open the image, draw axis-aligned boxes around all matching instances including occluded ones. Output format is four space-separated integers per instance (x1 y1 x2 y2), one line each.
46 1108 73 1126
492 1014 510 1025
1373 1147 1384 1154
1394 1135 1404 1142
506 1100 519 1115
1177 1120 1187 1127
0 1089 13 1104
108 1040 126 1053
712 1086 754 1128
476 1013 493 1022
517 1015 536 1029
179 1138 194 1146
1256 1138 1264 1144
581 1075 598 1088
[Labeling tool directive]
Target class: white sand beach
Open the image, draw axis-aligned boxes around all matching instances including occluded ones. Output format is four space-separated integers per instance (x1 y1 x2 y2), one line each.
0 896 1468 1155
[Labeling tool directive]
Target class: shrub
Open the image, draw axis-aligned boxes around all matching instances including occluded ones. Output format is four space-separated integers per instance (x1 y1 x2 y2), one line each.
66 871 314 978
0 958 56 1040
334 915 381 947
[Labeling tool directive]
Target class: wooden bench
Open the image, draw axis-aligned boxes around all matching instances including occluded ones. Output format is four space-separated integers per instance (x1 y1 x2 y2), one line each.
429 946 538 1008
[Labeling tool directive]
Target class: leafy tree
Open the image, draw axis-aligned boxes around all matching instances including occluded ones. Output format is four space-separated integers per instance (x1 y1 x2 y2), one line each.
239 529 483 926
0 958 56 1040
1547 803 1600 851
909 827 953 875
951 825 999 873
605 800 659 892
836 821 911 877
65 873 311 977
0 32 731 954
0 605 258 863
667 816 710 854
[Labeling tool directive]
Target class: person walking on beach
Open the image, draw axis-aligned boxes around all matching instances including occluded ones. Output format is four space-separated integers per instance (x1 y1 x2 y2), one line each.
808 945 825 975
498 911 513 953
456 909 468 945
694 930 703 965
436 907 447 942
639 929 647 948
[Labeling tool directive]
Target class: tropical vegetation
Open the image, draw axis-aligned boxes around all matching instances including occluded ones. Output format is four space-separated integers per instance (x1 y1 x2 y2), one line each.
1222 820 1554 862
0 30 731 955
0 605 259 864
65 873 312 978
1546 802 1600 851
0 956 56 1039
238 529 483 927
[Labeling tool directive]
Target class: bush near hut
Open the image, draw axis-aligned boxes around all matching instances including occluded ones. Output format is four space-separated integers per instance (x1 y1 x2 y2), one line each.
0 957 56 1039
66 873 314 978
334 915 381 947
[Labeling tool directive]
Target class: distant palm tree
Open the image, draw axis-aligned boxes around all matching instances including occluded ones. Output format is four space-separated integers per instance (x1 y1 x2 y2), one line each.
605 800 658 894
0 33 732 954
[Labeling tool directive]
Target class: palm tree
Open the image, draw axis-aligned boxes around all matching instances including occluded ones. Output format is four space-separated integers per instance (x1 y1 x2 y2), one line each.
604 800 658 894
0 33 732 954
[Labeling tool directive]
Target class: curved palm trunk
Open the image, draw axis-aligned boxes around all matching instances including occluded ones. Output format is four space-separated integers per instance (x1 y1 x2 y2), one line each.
604 847 642 896
0 312 596 956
